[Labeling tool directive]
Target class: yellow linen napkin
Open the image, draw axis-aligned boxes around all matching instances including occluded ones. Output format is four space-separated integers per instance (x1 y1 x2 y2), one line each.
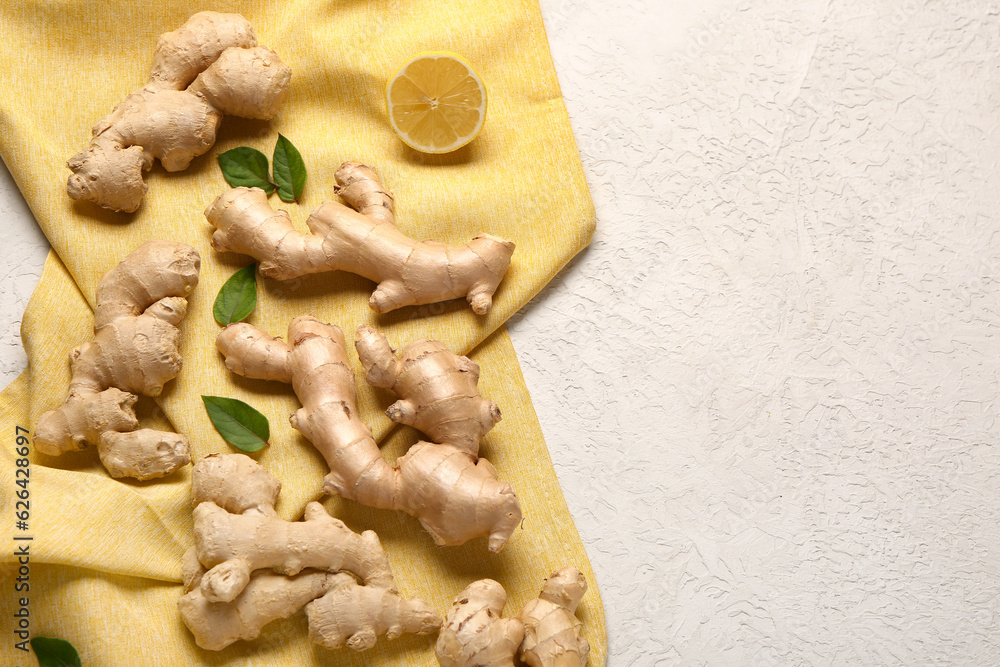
0 0 606 664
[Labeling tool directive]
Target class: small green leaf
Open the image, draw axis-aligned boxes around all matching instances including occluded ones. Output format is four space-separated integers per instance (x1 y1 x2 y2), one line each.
213 264 258 325
218 147 275 193
202 396 270 452
272 134 307 202
30 637 82 667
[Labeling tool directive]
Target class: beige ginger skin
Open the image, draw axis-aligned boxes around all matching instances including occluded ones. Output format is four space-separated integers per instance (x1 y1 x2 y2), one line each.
189 454 395 603
180 569 335 651
436 569 590 667
179 454 441 651
215 317 522 552
205 161 515 314
519 567 591 667
306 573 443 651
353 324 522 551
67 11 291 212
33 240 199 480
435 579 525 667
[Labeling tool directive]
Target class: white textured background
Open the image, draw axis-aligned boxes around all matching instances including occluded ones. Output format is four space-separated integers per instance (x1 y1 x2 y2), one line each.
4 1 1000 664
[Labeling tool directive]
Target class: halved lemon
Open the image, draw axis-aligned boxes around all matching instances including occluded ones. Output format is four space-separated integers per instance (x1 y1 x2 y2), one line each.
386 52 487 154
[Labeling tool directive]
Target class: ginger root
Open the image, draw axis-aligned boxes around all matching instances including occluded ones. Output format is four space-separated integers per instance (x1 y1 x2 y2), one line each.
180 453 441 651
179 568 334 651
216 317 522 552
206 161 514 314
435 579 525 667
306 573 442 651
519 567 590 667
189 454 394 602
33 240 199 480
436 569 590 667
68 11 291 212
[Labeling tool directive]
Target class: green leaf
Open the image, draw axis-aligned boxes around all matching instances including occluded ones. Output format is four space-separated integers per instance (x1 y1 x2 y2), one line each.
272 134 307 202
213 263 257 325
202 396 270 452
30 637 82 667
218 147 275 193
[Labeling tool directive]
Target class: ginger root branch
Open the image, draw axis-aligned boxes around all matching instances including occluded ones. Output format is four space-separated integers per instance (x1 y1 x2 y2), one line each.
436 579 525 667
436 569 590 667
206 161 514 313
180 454 441 651
519 567 590 667
68 11 290 212
193 501 395 601
215 318 522 552
34 240 199 480
179 569 335 651
306 573 442 651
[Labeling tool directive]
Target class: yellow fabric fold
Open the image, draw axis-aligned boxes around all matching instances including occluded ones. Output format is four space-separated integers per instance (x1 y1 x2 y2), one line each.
0 0 605 664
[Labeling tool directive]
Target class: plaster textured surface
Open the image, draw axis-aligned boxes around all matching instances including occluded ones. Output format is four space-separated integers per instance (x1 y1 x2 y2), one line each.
2 1 999 664
0 158 47 384
510 0 1000 664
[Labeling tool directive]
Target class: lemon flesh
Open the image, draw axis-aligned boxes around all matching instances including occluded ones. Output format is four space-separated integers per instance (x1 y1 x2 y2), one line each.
387 53 487 154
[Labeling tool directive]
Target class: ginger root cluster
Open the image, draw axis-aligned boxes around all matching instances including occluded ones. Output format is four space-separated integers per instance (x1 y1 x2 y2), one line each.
436 567 591 667
51 10 592 661
179 453 441 651
33 240 200 480
206 161 514 314
67 11 291 212
216 317 522 552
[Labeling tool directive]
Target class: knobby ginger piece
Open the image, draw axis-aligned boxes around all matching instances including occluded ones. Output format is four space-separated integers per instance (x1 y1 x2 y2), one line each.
519 567 590 667
68 11 291 212
33 240 199 480
179 453 441 651
306 573 442 651
216 317 522 552
436 579 524 667
436 569 591 667
180 568 335 651
206 161 514 314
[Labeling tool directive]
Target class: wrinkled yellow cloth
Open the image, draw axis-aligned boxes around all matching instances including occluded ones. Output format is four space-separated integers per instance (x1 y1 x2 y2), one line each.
0 1 605 665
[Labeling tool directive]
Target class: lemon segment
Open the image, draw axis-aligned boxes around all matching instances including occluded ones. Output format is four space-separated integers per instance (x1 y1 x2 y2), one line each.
387 52 487 154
